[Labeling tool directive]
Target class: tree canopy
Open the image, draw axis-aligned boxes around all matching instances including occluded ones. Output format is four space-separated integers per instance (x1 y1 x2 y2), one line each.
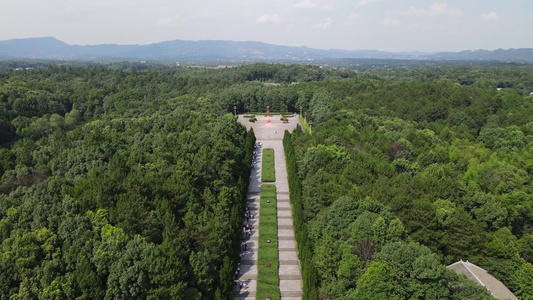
1 62 533 299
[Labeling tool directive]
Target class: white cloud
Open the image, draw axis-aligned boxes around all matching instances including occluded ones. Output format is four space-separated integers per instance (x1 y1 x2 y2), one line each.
481 12 499 21
290 16 309 24
294 0 317 9
293 0 333 11
349 12 361 21
156 16 182 27
257 14 285 24
358 0 384 6
0 0 528 52
381 17 401 27
402 2 462 18
347 12 361 24
322 3 334 11
313 17 333 29
409 23 429 32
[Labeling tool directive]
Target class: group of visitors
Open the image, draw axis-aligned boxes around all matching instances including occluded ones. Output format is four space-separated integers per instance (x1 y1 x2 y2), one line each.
235 199 256 290
242 206 254 239
251 142 261 169
236 142 263 291
251 150 257 168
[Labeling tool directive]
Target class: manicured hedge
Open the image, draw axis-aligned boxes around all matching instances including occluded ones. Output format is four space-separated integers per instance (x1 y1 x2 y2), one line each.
299 115 310 132
261 148 275 182
283 130 318 300
256 184 280 299
248 112 292 116
221 127 256 298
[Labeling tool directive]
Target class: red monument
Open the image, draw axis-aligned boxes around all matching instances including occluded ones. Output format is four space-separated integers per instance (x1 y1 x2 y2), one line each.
266 106 271 123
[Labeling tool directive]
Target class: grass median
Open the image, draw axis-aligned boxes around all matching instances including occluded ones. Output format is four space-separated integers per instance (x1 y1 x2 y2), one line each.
256 184 280 299
261 148 275 182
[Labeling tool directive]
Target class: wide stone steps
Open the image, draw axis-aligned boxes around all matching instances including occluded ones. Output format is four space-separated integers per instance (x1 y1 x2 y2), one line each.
240 259 255 265
279 260 300 265
281 291 304 297
278 225 294 230
279 248 297 252
280 274 303 280
238 136 302 300
233 289 256 298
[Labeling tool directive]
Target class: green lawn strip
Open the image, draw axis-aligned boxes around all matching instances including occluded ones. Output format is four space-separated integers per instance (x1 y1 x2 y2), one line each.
256 184 280 299
261 148 275 182
299 115 311 132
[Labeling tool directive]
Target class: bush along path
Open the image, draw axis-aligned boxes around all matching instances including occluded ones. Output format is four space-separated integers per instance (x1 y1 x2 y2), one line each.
283 131 318 299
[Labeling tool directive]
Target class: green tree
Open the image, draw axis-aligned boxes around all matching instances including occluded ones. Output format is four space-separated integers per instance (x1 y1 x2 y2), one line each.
189 249 215 298
105 236 153 299
351 261 395 300
337 245 361 289
315 232 339 281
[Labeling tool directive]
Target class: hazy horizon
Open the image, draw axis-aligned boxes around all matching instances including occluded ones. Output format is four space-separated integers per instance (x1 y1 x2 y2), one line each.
4 36 530 54
1 0 531 52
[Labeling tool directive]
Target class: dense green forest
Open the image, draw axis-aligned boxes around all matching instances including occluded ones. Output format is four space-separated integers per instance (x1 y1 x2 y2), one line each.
281 66 533 299
0 65 257 299
1 62 533 299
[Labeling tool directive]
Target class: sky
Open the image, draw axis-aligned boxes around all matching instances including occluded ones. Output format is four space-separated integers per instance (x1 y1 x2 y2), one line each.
0 0 531 52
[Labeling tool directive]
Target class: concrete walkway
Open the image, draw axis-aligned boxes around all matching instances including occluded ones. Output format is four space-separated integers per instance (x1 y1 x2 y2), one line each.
236 114 303 300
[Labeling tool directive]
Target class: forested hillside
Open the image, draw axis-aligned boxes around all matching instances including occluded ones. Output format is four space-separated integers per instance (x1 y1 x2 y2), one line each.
0 66 255 299
1 63 533 299
281 67 533 299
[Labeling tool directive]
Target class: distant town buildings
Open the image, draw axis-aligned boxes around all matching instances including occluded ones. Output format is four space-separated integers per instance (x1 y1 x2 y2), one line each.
207 65 234 69
262 82 281 87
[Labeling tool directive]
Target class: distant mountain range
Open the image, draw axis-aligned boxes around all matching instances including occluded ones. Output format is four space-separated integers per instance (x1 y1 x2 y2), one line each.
0 37 532 63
